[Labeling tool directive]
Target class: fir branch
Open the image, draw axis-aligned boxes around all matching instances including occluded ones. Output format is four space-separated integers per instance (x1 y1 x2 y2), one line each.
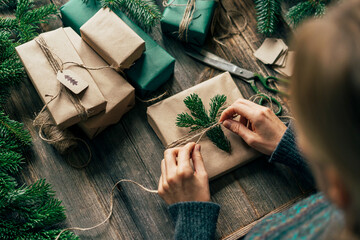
206 125 231 153
183 94 210 126
0 0 17 11
209 94 227 122
255 0 281 35
0 17 17 30
0 110 31 152
0 150 22 174
21 3 58 25
99 0 161 31
176 93 231 153
286 0 326 27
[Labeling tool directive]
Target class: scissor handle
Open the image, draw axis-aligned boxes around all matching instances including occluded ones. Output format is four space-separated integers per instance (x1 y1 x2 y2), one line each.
258 95 282 116
247 80 282 116
254 73 289 96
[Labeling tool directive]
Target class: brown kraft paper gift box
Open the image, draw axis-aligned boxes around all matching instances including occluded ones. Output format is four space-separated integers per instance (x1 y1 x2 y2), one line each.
80 8 146 71
16 28 107 129
147 72 260 179
64 27 135 139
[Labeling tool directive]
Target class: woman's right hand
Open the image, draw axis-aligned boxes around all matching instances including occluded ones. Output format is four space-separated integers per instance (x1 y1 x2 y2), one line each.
219 99 287 155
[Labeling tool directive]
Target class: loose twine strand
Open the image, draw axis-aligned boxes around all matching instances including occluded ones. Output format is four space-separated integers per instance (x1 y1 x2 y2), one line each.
210 0 248 47
55 179 158 240
54 93 293 239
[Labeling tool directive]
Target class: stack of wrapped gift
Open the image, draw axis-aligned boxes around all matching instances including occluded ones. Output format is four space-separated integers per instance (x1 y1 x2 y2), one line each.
147 72 260 179
60 0 176 96
16 8 156 139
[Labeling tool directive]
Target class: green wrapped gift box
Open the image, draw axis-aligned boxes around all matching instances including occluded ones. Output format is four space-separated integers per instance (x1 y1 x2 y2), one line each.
60 0 175 95
161 0 217 46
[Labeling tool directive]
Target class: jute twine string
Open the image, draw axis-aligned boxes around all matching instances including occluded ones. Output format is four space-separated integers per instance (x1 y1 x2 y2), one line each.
163 0 196 42
54 179 158 240
211 0 248 47
136 91 168 104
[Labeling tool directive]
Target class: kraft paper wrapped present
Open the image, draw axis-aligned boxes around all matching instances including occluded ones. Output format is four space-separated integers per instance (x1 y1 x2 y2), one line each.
64 27 135 139
16 28 107 129
60 0 175 95
80 8 145 71
161 0 217 46
147 72 259 179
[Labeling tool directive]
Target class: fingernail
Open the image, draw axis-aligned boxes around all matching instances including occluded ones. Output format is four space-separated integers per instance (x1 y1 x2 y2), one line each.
223 120 231 129
195 144 201 151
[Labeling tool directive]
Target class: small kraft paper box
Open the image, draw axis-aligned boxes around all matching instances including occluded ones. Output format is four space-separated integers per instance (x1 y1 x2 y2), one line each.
16 28 107 129
147 72 259 179
64 28 135 139
161 0 217 46
60 0 175 95
80 8 145 71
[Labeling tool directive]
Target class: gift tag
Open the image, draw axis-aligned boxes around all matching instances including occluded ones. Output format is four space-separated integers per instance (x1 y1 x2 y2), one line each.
57 70 89 94
254 38 288 65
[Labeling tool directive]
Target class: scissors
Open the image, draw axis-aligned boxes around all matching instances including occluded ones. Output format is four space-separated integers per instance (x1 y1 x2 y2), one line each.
184 46 288 115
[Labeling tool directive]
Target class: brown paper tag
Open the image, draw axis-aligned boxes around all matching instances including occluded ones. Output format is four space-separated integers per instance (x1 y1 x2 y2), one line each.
254 38 288 65
57 70 89 94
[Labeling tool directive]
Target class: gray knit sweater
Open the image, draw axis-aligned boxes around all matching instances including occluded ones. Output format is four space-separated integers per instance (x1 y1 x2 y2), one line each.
168 123 340 239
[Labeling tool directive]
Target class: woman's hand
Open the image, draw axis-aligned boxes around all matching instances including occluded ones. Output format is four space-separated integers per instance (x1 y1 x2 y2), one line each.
158 142 210 205
219 99 287 155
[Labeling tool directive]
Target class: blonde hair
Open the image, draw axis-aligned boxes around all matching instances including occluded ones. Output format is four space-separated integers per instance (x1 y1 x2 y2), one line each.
291 0 360 213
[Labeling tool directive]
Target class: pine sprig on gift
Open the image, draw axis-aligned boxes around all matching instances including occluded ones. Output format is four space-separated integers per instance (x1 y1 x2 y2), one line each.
176 93 231 153
255 0 282 35
96 0 161 31
286 0 327 27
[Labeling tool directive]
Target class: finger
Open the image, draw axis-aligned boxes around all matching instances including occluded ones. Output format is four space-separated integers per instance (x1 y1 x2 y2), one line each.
164 148 178 177
192 144 207 174
223 119 256 144
161 159 167 186
219 106 238 123
158 174 163 194
219 100 255 123
177 142 196 171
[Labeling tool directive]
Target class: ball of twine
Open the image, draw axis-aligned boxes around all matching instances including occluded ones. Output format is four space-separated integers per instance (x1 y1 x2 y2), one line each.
33 109 77 154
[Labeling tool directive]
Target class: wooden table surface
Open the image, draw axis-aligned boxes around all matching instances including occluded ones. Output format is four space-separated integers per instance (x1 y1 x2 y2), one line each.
3 0 314 239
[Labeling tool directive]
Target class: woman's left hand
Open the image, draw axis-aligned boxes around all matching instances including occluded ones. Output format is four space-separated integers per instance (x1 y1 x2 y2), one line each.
158 142 210 205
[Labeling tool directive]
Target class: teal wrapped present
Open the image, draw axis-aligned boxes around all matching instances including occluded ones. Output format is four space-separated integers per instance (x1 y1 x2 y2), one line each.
60 0 175 95
161 0 217 46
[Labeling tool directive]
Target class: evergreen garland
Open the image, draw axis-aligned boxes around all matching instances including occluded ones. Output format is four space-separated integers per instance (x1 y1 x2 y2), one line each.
176 94 231 153
286 0 327 27
0 1 78 239
255 0 332 35
85 0 161 31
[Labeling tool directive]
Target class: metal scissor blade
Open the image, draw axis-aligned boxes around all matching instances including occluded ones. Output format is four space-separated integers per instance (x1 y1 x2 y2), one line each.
185 48 255 80
190 45 233 65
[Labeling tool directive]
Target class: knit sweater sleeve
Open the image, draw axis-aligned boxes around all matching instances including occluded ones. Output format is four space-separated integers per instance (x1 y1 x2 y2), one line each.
168 201 220 240
269 121 314 184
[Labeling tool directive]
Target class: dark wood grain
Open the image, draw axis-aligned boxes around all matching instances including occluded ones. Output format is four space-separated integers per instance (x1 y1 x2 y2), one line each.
1 0 313 239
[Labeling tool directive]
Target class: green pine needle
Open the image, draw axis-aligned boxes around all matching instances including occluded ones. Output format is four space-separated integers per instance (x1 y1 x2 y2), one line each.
286 1 326 27
176 93 231 153
98 0 161 31
255 0 281 35
0 0 17 11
